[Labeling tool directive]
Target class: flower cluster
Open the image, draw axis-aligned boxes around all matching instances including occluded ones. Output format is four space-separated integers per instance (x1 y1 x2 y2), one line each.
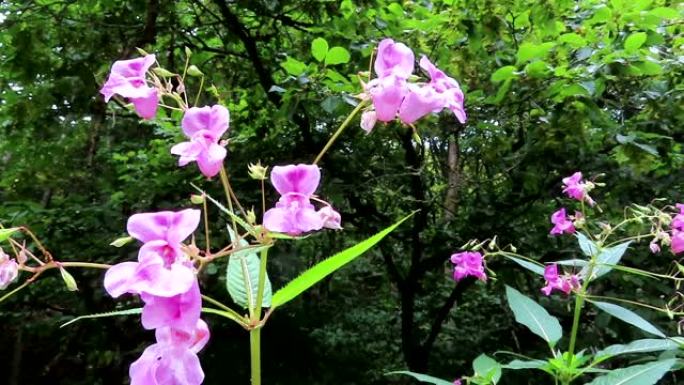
450 251 487 282
100 55 158 120
0 248 19 290
263 164 341 235
562 172 595 206
541 264 581 296
171 105 230 178
361 38 466 133
549 208 580 236
104 209 208 384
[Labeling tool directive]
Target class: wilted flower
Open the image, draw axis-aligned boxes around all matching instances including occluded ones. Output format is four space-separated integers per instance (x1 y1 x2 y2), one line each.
318 205 342 230
360 110 377 133
171 105 230 178
541 264 581 296
550 208 576 235
649 241 661 254
100 55 159 119
129 319 209 385
562 172 595 206
450 251 486 281
0 249 18 290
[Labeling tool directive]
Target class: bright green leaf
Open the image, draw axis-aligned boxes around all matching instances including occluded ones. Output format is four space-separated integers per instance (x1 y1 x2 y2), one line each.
0 228 20 243
649 7 680 20
577 233 599 257
505 286 563 345
558 33 587 48
226 228 272 309
311 38 329 62
591 301 665 337
525 61 551 78
624 32 647 53
596 339 680 359
281 57 307 76
516 42 555 63
271 213 414 308
473 354 502 384
325 47 351 65
491 66 518 83
503 359 548 370
592 241 631 279
586 359 676 385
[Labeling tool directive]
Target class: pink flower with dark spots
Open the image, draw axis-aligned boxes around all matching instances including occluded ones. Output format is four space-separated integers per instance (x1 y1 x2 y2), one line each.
541 264 581 296
100 55 159 120
129 319 209 385
0 249 18 290
550 208 576 235
450 251 487 282
171 105 230 178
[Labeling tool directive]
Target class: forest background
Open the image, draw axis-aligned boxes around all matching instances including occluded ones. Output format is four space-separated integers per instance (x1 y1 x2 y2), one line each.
0 0 682 384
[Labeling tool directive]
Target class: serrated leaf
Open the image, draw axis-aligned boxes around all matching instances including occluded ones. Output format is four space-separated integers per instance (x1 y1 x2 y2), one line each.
586 359 675 385
226 228 272 309
624 32 647 53
506 256 545 275
385 371 453 385
473 354 502 384
591 301 665 338
596 339 679 359
311 37 329 62
324 47 350 65
505 286 562 346
60 308 143 328
271 213 413 308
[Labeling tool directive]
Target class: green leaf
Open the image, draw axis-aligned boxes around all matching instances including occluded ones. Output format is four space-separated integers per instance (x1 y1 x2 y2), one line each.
281 57 307 76
324 47 351 65
516 42 554 63
558 33 587 48
491 66 517 83
591 301 665 337
586 359 676 385
59 267 78 291
635 61 662 76
311 38 329 62
60 308 143 328
577 233 599 257
525 61 551 78
624 32 647 53
271 213 414 308
649 7 679 20
505 256 545 275
503 359 548 370
226 228 272 309
0 227 20 242
473 354 502 384
592 241 631 279
505 286 562 346
596 339 680 359
385 371 453 385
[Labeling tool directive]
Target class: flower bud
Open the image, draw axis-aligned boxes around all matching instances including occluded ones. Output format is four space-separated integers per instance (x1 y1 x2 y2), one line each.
152 67 175 78
59 266 78 291
187 65 203 77
135 47 150 56
110 236 134 247
649 242 661 254
248 162 268 181
184 46 193 58
487 236 497 250
246 209 257 225
190 194 205 205
510 245 517 253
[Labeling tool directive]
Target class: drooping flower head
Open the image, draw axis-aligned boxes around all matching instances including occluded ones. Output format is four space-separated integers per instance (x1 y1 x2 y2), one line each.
561 172 596 206
100 55 159 119
541 264 581 296
171 105 230 178
450 251 487 282
263 164 341 235
0 249 18 290
129 319 209 385
374 38 415 79
550 208 576 236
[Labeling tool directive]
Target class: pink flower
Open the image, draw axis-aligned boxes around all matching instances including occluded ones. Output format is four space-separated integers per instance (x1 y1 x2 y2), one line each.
129 319 209 385
171 105 230 178
550 208 576 235
127 209 201 247
672 230 684 255
649 242 661 254
140 280 202 332
374 38 415 79
366 75 409 122
450 251 487 281
453 380 462 385
672 203 684 231
318 205 342 230
412 56 467 124
263 164 330 235
0 250 18 290
360 110 377 133
561 172 595 206
541 264 581 296
397 83 445 124
100 55 159 120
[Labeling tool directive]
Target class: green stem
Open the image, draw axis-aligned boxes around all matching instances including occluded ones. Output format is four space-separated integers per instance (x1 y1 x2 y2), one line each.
566 262 595 368
313 101 368 165
250 328 262 385
219 165 238 236
254 248 269 319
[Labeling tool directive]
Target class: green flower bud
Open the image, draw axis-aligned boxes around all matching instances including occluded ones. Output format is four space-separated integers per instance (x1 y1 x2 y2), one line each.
248 162 268 181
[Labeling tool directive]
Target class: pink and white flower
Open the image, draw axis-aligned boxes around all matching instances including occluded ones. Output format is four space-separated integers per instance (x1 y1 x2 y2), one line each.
550 208 576 236
100 55 159 119
171 105 230 178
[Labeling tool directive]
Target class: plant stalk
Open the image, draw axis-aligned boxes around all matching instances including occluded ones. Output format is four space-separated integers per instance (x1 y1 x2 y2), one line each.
313 100 368 165
566 259 595 368
249 246 269 385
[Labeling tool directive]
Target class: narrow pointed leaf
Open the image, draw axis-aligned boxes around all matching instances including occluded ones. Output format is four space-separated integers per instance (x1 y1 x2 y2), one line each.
385 371 453 385
586 359 675 385
592 241 631 279
504 359 548 370
591 301 665 337
473 354 502 384
271 213 414 309
596 339 679 359
0 227 20 242
505 286 562 346
60 308 143 328
506 256 545 275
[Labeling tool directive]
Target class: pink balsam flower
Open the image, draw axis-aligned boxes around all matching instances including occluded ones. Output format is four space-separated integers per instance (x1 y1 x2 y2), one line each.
672 230 684 255
0 249 18 290
541 264 581 296
561 172 595 206
374 38 415 79
129 319 209 385
550 208 576 235
366 75 409 123
672 203 684 231
450 251 487 281
140 280 202 332
171 105 230 178
100 55 159 119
